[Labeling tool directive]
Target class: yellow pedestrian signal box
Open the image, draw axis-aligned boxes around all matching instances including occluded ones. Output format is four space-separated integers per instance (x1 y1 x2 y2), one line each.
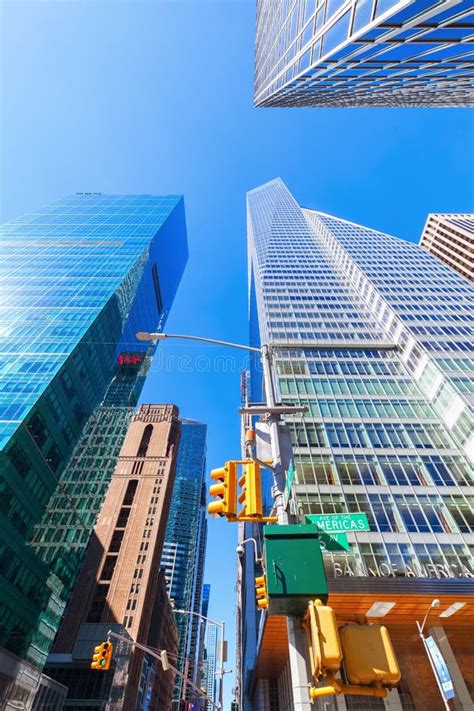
254 574 268 610
208 461 237 520
91 641 113 670
238 462 262 519
340 624 400 686
304 600 342 679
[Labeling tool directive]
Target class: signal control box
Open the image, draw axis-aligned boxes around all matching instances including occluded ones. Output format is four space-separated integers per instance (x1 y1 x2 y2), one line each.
263 524 328 616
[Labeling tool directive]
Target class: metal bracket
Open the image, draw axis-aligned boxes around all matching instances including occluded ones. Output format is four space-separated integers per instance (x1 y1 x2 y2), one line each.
239 405 308 415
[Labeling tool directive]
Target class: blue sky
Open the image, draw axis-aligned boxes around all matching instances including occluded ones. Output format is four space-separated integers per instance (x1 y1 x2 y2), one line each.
1 0 473 706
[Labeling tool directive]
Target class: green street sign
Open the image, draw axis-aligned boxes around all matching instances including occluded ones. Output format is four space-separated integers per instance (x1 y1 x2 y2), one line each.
306 512 370 533
283 460 295 509
317 531 350 552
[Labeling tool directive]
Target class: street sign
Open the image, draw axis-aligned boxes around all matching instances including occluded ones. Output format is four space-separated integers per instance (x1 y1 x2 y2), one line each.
305 513 369 552
425 636 455 700
283 460 295 509
306 512 370 533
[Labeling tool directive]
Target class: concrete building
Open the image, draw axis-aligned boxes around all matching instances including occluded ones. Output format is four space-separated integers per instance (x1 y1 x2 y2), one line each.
254 0 474 107
45 404 181 710
0 193 187 709
420 214 473 282
239 179 473 710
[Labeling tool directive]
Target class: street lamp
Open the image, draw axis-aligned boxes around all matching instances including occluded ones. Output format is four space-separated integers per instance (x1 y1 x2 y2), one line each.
416 599 451 710
137 331 309 709
136 331 303 524
172 607 226 711
417 598 441 636
105 630 219 709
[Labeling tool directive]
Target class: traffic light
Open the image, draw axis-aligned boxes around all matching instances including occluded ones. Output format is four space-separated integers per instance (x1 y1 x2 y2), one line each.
208 461 237 520
238 462 262 519
91 641 113 670
255 574 268 610
339 624 400 686
304 599 342 679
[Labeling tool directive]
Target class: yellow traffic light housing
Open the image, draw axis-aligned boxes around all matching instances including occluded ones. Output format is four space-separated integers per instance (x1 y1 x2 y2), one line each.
207 460 276 523
255 574 268 610
304 599 342 679
91 641 113 670
238 462 262 519
305 608 401 703
339 624 400 687
208 461 237 520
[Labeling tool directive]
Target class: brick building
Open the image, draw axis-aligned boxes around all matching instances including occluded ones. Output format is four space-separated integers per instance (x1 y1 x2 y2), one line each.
46 404 181 710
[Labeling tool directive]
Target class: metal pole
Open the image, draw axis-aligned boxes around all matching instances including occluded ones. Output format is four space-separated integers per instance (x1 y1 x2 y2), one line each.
137 331 261 353
260 345 311 710
260 344 288 526
218 620 225 711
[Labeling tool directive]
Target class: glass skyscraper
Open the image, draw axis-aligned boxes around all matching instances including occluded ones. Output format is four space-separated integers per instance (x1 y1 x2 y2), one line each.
240 179 473 710
161 419 208 707
0 194 187 707
254 0 474 107
203 621 218 710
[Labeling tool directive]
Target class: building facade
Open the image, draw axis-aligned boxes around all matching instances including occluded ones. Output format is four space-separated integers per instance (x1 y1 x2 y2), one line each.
161 420 208 707
240 179 473 710
420 213 473 282
46 404 181 710
203 622 218 711
254 0 474 107
0 194 187 708
197 583 211 697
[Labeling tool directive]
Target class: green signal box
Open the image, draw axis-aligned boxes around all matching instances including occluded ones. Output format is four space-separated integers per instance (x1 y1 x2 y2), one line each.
263 524 328 616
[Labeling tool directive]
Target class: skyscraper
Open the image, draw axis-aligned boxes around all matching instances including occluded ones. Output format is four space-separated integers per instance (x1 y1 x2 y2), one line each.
161 419 208 707
197 583 211 694
0 194 187 707
420 213 473 281
203 622 218 710
254 0 474 107
240 179 473 710
46 404 181 710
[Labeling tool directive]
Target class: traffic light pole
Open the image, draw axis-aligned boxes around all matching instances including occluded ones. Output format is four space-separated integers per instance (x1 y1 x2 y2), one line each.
136 332 310 709
260 345 312 710
260 344 288 526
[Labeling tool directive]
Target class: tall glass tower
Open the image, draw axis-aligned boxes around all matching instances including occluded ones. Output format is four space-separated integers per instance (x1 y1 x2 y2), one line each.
161 419 208 707
241 179 473 710
0 194 187 706
254 0 474 107
203 621 218 710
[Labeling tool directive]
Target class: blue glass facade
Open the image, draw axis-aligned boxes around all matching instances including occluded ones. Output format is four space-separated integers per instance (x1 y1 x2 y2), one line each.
240 178 473 709
0 194 187 686
254 0 474 107
161 419 208 705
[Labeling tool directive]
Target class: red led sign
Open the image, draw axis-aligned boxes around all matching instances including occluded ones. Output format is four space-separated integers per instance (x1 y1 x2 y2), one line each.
117 353 144 367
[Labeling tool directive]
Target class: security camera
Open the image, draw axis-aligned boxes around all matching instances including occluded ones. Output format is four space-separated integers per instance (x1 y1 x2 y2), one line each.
236 544 245 558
